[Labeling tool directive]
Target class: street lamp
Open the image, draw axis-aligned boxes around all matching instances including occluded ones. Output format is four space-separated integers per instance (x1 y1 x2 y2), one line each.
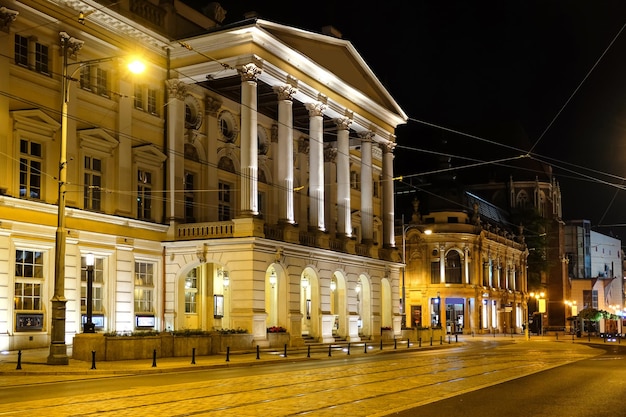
84 253 95 333
48 32 145 364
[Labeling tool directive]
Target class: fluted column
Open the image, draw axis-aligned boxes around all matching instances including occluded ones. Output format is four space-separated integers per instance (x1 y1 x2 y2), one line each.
273 84 296 224
381 141 395 248
306 101 326 231
359 131 374 243
324 146 337 236
239 63 261 216
335 117 352 237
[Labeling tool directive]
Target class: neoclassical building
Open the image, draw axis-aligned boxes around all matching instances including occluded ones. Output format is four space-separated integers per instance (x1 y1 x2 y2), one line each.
0 0 408 356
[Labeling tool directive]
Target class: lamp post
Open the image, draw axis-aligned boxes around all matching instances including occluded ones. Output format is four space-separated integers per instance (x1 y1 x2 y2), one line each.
84 253 95 333
48 32 145 364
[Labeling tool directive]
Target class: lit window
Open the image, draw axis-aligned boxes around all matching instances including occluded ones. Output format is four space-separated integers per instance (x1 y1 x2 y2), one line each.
134 262 154 313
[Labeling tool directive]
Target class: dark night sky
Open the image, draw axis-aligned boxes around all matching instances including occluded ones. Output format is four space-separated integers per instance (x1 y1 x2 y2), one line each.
189 1 626 238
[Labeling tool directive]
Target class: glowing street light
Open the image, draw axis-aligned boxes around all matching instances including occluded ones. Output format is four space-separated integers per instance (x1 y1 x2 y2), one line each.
48 32 145 365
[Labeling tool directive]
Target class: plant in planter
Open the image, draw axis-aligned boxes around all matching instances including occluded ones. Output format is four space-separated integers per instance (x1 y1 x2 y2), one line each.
267 326 287 333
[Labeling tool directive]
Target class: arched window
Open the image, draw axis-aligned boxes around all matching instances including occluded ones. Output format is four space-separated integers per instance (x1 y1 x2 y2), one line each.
445 251 462 284
516 190 529 209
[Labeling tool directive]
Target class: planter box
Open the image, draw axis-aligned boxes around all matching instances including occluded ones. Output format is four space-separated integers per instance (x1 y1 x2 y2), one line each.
211 333 254 354
267 332 290 348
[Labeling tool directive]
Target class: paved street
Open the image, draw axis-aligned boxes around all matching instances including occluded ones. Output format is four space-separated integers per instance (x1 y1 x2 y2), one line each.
0 335 608 416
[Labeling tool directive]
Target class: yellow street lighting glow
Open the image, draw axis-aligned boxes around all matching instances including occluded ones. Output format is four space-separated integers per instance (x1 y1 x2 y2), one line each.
127 59 146 74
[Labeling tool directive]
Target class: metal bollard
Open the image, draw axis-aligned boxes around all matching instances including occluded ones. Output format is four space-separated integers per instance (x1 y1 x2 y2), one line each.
91 350 97 369
364 343 367 353
152 349 157 367
430 337 433 346
16 350 22 370
328 344 332 357
347 342 350 355
455 334 458 343
226 346 230 362
284 344 288 358
307 345 311 358
394 338 397 349
407 338 410 348
191 347 196 364
256 345 260 360
419 337 422 347
440 336 443 345
380 339 383 350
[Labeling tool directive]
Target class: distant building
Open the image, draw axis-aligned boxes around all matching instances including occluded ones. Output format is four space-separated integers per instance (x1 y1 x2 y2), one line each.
0 1 408 352
565 220 624 331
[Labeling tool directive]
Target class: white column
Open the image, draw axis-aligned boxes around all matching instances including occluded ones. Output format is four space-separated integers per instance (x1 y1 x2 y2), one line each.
165 79 187 223
273 84 296 223
359 131 374 243
239 63 261 216
381 141 395 248
306 101 326 231
335 117 352 237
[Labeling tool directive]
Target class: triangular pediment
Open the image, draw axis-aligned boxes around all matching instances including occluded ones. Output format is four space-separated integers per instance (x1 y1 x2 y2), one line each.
11 109 60 135
79 128 119 155
132 144 167 166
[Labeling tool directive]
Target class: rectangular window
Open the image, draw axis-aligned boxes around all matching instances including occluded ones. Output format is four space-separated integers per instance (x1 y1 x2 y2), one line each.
134 84 144 110
184 172 195 222
19 139 42 199
218 181 231 221
84 156 102 211
95 68 108 97
185 271 197 313
147 88 158 115
81 256 104 313
35 42 49 74
134 262 154 313
430 261 440 284
137 169 152 220
14 250 44 311
79 66 91 91
14 34 28 66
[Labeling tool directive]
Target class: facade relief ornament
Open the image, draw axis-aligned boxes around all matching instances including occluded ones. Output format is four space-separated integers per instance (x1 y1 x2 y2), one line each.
324 145 337 163
59 31 84 58
271 123 278 143
298 136 309 154
204 95 222 116
0 6 19 33
166 79 187 100
379 141 396 153
359 131 375 143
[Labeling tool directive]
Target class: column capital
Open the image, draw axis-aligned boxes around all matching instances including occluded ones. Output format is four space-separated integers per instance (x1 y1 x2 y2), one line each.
239 63 262 82
273 84 297 101
59 31 84 57
333 116 352 131
379 141 396 153
358 131 375 142
305 102 326 117
166 79 187 100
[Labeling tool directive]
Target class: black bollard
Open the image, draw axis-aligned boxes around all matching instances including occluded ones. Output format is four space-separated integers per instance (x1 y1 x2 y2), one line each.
328 344 332 357
16 350 21 370
556 333 559 341
448 334 451 344
226 346 230 362
430 337 433 346
307 345 311 358
91 350 96 370
256 345 260 360
364 342 367 353
191 347 196 364
284 344 288 358
152 349 157 367
419 337 422 347
394 338 397 349
407 338 410 348
455 334 458 343
440 336 443 345
380 339 383 350
347 342 350 355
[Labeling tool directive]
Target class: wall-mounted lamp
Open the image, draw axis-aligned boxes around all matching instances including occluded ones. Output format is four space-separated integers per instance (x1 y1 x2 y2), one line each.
355 282 361 294
269 270 277 288
330 280 336 292
301 275 309 289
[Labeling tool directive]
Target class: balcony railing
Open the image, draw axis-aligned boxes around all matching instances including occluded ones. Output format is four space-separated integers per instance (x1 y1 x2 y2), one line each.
176 221 234 240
